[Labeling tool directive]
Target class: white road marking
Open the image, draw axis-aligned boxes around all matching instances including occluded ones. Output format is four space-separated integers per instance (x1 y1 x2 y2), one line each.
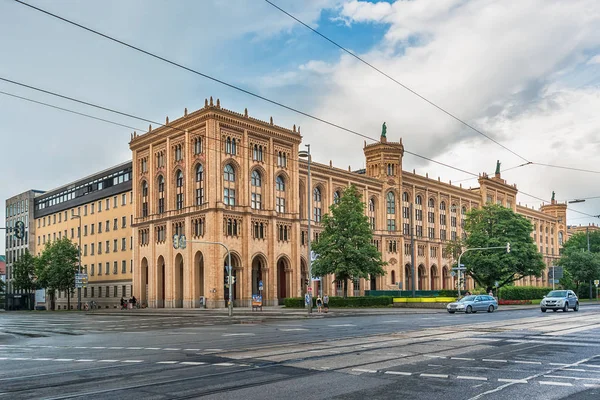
497 379 528 383
421 374 448 378
98 360 119 363
544 375 600 382
163 348 181 351
549 363 570 366
33 358 53 361
91 347 106 349
457 376 488 381
126 347 143 350
213 362 235 366
54 359 73 362
184 349 200 351
204 349 223 352
452 357 475 361
539 381 573 387
180 361 207 365
75 359 95 362
583 364 600 368
425 355 446 359
385 371 412 376
12 357 32 361
122 360 144 363
280 328 309 332
352 368 377 374
108 347 124 349
74 346 88 349
482 359 508 363
514 361 542 365
565 368 587 372
156 361 178 364
584 383 600 388
328 324 356 327
222 333 255 337
145 348 161 350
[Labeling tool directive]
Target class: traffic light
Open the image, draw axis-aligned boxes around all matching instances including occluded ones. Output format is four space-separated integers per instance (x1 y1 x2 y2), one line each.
14 221 25 240
225 276 230 285
231 277 236 284
172 234 180 249
304 279 309 286
506 242 511 253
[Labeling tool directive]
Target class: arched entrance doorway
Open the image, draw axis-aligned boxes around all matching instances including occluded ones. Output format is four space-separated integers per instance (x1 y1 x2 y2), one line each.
430 265 438 290
251 254 267 299
300 258 307 296
194 251 204 307
276 257 290 305
224 253 241 306
156 255 165 308
418 264 426 290
442 266 450 289
141 257 148 306
174 253 184 308
404 264 412 291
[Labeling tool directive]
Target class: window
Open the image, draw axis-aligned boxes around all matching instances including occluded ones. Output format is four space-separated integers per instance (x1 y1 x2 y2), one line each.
106 199 110 209
403 207 410 219
403 223 410 235
558 232 564 245
415 195 422 205
106 262 110 275
440 229 447 241
225 218 240 236
313 187 322 222
387 219 396 232
83 244 88 256
416 225 423 237
122 216 127 228
176 170 184 210
431 247 438 257
333 191 340 204
428 227 435 239
404 243 411 255
278 224 290 241
402 192 409 202
106 220 110 232
114 218 118 230
225 136 237 155
141 158 148 173
388 240 397 253
253 144 264 162
277 151 287 167
141 181 148 217
193 218 205 237
113 261 118 275
223 164 235 206
91 243 95 255
418 245 425 256
368 198 376 230
276 175 286 213
195 165 204 206
387 192 396 214
157 175 165 214
122 260 127 274
122 238 126 251
194 137 203 155
90 264 95 276
415 209 423 221
174 144 183 161
91 203 95 214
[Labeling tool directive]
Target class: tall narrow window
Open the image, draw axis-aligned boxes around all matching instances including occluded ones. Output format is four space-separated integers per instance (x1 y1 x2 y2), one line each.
368 198 376 230
313 187 322 222
157 175 165 214
225 137 237 155
141 181 148 217
174 144 182 161
223 164 236 206
251 170 262 210
333 191 341 204
194 137 202 155
195 165 204 206
276 175 286 213
176 170 184 210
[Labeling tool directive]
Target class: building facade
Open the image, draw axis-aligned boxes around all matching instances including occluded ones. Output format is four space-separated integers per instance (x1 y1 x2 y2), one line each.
33 162 134 309
4 190 43 309
130 99 567 309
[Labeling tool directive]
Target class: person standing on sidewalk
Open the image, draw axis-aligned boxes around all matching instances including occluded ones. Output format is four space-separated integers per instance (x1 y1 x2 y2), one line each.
323 294 329 313
316 296 323 313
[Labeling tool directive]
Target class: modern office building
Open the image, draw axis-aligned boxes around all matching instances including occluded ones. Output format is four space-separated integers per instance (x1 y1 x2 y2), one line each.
33 161 134 309
129 99 567 309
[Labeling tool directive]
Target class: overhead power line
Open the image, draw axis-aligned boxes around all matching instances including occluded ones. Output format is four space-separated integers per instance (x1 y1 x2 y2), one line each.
518 190 599 219
264 0 600 175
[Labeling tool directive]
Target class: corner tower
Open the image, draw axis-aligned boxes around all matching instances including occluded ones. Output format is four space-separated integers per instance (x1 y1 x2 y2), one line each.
363 122 404 183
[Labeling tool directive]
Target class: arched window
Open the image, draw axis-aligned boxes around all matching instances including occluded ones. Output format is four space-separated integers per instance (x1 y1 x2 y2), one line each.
157 175 165 214
416 195 422 205
225 137 237 155
368 198 376 230
461 206 467 215
276 175 286 213
333 191 341 204
251 170 262 187
558 232 564 245
251 170 262 209
387 192 396 214
440 201 446 211
391 270 396 284
195 165 204 206
223 164 236 206
313 187 322 222
429 198 435 208
175 171 184 210
369 198 376 212
141 181 148 217
402 192 409 202
194 137 202 155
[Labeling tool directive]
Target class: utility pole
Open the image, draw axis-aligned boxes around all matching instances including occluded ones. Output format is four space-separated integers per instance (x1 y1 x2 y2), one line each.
410 202 416 297
299 146 312 315
71 215 82 311
588 226 593 300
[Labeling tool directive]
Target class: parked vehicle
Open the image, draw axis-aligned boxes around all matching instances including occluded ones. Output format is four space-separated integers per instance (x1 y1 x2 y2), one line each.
447 295 498 314
540 290 579 312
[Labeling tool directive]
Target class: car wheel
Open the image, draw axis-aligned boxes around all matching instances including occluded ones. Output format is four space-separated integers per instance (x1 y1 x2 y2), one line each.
488 305 494 313
563 304 568 312
541 308 546 312
448 311 455 314
466 305 473 314
574 303 579 312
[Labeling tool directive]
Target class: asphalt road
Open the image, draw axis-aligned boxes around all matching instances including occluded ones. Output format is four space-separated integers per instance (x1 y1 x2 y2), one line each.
1 305 600 399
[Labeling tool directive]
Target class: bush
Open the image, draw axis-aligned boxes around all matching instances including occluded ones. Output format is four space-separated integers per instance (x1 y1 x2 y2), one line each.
283 296 393 308
498 286 552 300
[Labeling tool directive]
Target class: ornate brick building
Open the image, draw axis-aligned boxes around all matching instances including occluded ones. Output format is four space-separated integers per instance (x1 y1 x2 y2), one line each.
130 99 567 308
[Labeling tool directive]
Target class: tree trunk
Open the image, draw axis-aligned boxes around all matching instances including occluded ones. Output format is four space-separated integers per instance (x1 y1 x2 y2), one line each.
343 279 348 299
67 290 71 311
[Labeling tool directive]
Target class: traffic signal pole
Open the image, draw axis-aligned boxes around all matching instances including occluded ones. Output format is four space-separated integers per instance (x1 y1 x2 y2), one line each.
173 235 233 317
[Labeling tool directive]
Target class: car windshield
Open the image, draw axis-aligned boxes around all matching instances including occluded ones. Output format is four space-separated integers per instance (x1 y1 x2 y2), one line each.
458 295 476 302
547 290 567 298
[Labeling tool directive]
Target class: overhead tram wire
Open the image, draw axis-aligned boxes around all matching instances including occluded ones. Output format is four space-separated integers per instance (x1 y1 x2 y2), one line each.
263 0 600 176
0 76 478 177
11 1 477 178
263 0 530 164
518 190 600 219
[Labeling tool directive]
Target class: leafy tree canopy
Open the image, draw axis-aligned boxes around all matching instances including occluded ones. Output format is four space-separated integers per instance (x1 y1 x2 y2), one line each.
559 230 600 290
461 204 545 291
36 237 79 295
311 185 386 297
12 249 38 292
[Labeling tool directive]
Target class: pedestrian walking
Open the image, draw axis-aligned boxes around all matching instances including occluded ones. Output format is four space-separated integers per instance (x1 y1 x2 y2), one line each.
316 296 323 313
120 297 126 310
323 294 329 313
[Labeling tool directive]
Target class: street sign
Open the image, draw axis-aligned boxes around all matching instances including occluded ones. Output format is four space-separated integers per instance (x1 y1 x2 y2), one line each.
310 251 318 262
397 282 403 289
311 277 321 281
549 266 564 280
307 287 313 293
494 281 499 288
75 273 88 288
450 271 456 277
226 265 232 273
258 280 263 291
172 234 180 249
595 280 599 286
179 235 187 250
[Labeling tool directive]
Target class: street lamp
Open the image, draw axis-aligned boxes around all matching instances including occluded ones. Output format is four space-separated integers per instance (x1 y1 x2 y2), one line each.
71 214 82 311
299 145 312 315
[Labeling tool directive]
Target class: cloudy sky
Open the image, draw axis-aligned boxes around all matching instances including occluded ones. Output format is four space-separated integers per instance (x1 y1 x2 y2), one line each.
2 0 600 255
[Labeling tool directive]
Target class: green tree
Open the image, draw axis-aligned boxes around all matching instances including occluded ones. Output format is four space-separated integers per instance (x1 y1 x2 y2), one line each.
311 185 386 298
12 250 38 293
559 231 600 295
0 278 5 294
461 204 545 291
36 237 79 310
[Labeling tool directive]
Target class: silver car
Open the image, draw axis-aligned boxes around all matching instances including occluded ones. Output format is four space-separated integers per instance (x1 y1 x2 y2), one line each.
540 290 579 312
447 295 498 314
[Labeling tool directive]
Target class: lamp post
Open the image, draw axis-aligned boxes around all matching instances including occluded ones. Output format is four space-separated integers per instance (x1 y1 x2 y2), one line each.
299 145 312 315
71 214 82 311
568 199 594 299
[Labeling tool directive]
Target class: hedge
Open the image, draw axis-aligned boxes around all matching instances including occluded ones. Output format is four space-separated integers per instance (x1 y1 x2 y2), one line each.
283 296 393 308
498 286 552 300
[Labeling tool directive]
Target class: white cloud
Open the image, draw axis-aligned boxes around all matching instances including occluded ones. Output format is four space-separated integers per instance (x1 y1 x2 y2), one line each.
588 54 600 65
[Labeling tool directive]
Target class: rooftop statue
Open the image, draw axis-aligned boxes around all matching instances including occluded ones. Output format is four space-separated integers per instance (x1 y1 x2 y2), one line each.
382 122 387 138
495 160 501 175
